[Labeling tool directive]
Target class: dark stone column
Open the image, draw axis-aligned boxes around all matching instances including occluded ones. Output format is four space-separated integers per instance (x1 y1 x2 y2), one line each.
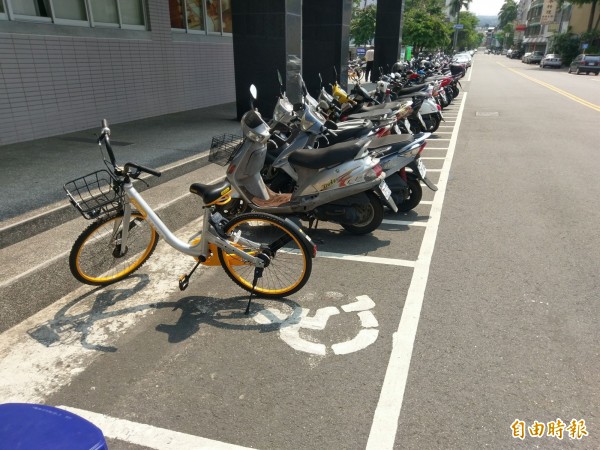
302 0 352 94
373 0 405 80
231 0 302 119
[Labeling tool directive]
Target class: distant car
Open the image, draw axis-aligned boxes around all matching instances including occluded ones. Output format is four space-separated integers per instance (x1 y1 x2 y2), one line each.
506 49 513 58
524 51 543 64
510 50 523 59
453 52 472 67
540 54 562 68
521 52 532 63
568 54 600 75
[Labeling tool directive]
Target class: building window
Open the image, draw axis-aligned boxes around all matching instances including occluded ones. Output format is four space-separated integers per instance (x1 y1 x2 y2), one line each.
1 0 146 28
169 0 231 34
187 0 204 31
54 0 87 21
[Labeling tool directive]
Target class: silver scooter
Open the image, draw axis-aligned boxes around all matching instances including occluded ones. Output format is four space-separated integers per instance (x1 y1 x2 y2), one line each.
213 85 397 235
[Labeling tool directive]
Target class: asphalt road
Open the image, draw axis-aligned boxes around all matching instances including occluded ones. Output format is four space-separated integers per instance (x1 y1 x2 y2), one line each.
0 54 599 449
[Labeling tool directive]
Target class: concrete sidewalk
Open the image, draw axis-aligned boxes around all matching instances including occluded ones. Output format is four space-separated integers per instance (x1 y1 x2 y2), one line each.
0 102 241 248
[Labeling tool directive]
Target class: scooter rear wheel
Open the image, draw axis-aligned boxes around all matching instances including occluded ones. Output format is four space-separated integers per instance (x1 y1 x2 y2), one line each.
340 191 384 235
395 176 422 212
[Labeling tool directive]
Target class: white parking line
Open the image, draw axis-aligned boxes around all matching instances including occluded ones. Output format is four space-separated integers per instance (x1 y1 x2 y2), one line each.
60 406 252 450
366 92 468 449
382 219 428 227
317 251 416 268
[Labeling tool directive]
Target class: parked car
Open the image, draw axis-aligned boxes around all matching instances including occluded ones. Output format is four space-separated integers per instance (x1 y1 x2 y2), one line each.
568 54 600 75
453 52 472 67
506 49 513 58
540 54 562 68
521 52 532 63
524 51 543 64
510 50 523 59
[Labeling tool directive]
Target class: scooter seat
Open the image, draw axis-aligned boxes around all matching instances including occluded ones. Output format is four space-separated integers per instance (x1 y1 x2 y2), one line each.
317 126 371 147
368 134 414 150
358 101 405 113
347 109 393 120
289 139 367 169
394 92 429 100
368 135 416 157
395 83 429 95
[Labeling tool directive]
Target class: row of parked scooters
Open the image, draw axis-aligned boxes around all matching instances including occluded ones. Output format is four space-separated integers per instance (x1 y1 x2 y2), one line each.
209 62 463 236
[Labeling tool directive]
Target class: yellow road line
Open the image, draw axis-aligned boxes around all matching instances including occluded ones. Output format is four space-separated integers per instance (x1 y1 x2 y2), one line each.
498 63 600 112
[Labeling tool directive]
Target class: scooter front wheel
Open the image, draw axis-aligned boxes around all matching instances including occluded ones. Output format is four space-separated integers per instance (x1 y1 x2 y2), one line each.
340 191 384 235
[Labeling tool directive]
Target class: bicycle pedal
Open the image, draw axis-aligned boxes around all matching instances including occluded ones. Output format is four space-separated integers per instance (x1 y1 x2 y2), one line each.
178 275 189 291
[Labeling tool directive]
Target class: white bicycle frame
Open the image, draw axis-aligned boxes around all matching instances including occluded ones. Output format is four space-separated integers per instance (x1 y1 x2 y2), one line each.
116 180 266 268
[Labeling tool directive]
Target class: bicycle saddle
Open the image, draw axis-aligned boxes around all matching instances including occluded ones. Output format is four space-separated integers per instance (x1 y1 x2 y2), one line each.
190 180 232 205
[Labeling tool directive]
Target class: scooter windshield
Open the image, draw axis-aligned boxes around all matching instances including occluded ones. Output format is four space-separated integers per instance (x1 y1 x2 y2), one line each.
241 110 270 143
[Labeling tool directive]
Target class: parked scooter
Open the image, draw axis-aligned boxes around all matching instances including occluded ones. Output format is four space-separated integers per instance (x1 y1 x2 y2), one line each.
212 85 397 235
263 79 438 212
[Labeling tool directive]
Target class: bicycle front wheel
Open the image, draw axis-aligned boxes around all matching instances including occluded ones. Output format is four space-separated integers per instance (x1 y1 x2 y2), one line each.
217 213 312 298
69 212 158 285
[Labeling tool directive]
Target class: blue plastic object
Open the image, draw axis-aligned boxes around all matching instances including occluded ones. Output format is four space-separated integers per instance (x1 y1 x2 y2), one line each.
0 403 107 450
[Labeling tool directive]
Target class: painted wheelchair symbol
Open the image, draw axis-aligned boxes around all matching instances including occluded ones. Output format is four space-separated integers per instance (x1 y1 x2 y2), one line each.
253 295 378 355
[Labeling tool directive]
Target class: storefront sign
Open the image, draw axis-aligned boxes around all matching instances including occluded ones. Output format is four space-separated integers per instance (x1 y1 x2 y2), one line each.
540 0 557 25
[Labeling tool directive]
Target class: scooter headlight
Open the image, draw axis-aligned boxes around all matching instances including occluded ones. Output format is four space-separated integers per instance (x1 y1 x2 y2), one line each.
241 110 271 143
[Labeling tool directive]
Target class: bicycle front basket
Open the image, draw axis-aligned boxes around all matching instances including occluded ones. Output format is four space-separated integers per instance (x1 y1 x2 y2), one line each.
209 134 243 166
64 169 123 220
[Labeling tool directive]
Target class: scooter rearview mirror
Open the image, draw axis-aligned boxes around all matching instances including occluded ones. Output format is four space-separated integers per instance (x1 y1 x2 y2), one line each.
249 84 258 110
276 70 284 97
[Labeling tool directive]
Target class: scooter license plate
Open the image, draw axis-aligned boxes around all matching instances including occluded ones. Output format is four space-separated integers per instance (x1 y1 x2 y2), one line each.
379 180 392 200
417 158 427 178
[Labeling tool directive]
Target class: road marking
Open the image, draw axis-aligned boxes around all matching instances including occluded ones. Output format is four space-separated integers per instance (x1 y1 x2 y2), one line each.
59 406 252 450
419 200 433 205
382 219 428 227
366 92 468 449
316 251 416 267
425 169 441 172
499 63 600 112
254 295 379 356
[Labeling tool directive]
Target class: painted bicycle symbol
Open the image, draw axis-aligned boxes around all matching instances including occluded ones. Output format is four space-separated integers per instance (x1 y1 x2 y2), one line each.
253 295 378 355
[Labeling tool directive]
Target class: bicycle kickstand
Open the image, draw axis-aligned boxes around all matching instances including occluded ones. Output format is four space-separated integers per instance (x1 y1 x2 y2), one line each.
244 267 264 315
179 259 202 291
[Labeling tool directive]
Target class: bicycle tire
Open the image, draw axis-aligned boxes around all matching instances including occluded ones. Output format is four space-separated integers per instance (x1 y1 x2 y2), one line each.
217 213 312 298
69 212 158 285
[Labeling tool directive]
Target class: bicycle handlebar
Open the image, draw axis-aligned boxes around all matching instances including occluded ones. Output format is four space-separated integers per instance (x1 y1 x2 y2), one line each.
124 162 162 178
97 119 161 178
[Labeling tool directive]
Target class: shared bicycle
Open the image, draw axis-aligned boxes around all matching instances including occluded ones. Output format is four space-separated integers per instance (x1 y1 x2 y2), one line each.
64 120 316 313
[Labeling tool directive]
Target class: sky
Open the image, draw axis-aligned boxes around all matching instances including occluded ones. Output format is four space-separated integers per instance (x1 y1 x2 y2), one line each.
468 0 505 17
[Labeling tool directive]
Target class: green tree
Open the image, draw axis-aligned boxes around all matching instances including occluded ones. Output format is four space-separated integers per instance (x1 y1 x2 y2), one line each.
453 11 480 50
403 8 451 54
448 0 473 49
350 3 377 46
498 0 518 29
550 31 581 63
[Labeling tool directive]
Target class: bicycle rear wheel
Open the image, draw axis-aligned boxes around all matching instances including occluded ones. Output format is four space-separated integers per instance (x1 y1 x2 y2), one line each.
69 212 158 285
217 213 312 298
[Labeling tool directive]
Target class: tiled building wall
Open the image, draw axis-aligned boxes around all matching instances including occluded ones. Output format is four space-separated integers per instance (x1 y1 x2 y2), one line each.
0 0 235 145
